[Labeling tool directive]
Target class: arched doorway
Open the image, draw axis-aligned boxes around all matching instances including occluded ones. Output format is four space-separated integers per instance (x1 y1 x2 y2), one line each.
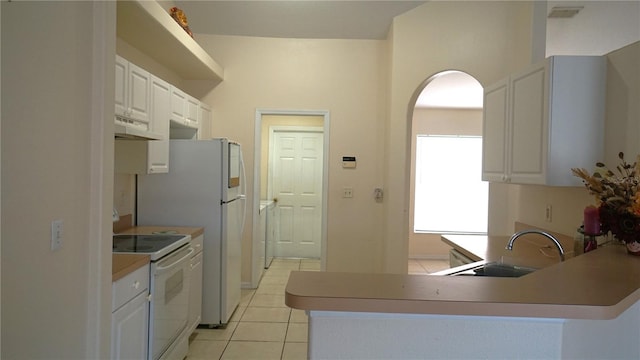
407 70 485 274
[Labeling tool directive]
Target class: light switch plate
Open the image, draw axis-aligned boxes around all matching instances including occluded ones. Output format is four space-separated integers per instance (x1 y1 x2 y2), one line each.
51 219 63 251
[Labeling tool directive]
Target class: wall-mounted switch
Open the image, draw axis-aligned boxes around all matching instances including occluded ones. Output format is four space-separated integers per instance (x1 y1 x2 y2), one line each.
374 188 383 202
51 219 63 251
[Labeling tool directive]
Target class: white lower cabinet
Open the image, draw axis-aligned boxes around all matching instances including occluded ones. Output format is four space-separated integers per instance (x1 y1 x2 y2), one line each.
111 264 150 360
188 235 204 334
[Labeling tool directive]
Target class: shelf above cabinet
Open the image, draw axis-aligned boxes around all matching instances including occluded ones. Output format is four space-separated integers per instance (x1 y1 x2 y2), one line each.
116 0 224 83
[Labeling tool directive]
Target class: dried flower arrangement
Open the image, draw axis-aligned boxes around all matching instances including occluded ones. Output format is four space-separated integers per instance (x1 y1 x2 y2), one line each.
572 152 640 244
170 7 193 38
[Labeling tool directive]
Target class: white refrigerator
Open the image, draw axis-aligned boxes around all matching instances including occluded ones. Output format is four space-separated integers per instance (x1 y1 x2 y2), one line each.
137 139 245 327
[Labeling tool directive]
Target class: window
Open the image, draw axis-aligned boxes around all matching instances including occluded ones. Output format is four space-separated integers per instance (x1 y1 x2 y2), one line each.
414 135 488 234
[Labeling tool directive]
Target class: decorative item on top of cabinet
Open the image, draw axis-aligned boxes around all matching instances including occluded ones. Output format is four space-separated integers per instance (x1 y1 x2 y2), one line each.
482 55 606 186
116 0 223 82
169 7 193 38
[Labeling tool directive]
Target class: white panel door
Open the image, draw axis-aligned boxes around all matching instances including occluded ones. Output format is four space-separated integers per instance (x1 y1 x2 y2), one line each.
271 129 323 258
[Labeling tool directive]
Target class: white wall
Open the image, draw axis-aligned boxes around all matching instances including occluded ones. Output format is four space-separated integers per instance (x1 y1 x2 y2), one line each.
1 2 114 358
384 1 535 272
196 35 387 276
546 1 640 56
196 2 545 275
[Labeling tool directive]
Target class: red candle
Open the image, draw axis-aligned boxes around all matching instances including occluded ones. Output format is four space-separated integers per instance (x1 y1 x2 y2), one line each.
584 205 601 235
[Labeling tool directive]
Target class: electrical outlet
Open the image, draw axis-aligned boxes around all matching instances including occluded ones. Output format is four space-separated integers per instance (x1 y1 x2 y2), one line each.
545 205 553 222
343 187 353 198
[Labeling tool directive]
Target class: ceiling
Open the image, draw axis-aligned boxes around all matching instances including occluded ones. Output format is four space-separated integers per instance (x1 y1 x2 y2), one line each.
172 1 426 40
169 1 588 109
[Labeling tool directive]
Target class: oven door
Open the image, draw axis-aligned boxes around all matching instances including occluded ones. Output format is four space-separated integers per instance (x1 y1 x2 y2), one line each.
149 245 193 360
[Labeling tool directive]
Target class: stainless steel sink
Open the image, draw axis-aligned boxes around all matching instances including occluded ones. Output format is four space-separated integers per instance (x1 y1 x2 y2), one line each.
451 262 537 277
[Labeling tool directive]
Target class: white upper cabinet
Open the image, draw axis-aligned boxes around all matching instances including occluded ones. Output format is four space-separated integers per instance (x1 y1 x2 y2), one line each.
115 74 170 174
198 103 212 140
115 56 162 140
482 79 509 182
186 94 200 129
114 56 128 118
170 86 200 130
150 75 170 140
482 56 606 186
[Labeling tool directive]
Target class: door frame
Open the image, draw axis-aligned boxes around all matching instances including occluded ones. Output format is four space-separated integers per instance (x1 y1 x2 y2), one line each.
253 109 329 279
268 126 324 258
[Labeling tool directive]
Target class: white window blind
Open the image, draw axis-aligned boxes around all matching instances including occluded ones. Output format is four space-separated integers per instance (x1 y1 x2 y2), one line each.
414 135 488 234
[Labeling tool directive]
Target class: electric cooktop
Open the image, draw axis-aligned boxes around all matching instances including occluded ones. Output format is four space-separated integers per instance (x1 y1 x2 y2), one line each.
112 234 190 261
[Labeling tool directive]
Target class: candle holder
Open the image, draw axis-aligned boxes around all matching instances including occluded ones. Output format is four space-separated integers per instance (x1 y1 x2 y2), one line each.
574 225 605 256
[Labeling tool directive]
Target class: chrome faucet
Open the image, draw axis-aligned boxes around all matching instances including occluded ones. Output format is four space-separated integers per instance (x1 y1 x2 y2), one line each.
506 229 565 261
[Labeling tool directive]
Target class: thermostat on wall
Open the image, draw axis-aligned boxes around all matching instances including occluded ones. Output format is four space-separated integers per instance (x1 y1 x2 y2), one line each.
342 156 356 168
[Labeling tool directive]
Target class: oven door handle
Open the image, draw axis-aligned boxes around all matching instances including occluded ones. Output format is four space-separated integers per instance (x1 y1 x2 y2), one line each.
155 247 194 275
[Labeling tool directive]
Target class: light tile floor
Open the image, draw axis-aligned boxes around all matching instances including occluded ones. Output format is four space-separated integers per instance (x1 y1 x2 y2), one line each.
186 258 447 359
186 258 319 360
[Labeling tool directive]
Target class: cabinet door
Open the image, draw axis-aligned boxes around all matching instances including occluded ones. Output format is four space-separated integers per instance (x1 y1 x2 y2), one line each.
147 75 170 174
482 79 509 182
185 95 200 129
150 75 170 139
114 56 128 117
127 62 151 124
170 86 187 124
509 62 548 184
147 140 169 174
111 290 149 360
198 103 212 140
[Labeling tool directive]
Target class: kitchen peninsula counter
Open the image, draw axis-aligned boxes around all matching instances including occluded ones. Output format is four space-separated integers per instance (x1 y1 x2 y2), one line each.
285 237 640 320
286 236 640 359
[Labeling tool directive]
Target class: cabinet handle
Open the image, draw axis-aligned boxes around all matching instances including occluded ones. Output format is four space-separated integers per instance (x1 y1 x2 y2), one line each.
132 280 140 290
147 294 152 302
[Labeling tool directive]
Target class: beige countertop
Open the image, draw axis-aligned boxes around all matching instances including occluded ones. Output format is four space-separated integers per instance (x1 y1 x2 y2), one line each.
285 236 640 320
112 254 150 282
112 225 204 281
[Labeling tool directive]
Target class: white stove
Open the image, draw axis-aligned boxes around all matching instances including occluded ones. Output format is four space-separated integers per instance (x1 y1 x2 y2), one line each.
112 233 193 360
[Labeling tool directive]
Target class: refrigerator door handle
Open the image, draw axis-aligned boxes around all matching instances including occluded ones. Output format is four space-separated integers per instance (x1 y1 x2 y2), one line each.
239 148 247 236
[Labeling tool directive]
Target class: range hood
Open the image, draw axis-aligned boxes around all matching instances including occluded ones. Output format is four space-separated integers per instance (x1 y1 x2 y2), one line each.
114 119 162 140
